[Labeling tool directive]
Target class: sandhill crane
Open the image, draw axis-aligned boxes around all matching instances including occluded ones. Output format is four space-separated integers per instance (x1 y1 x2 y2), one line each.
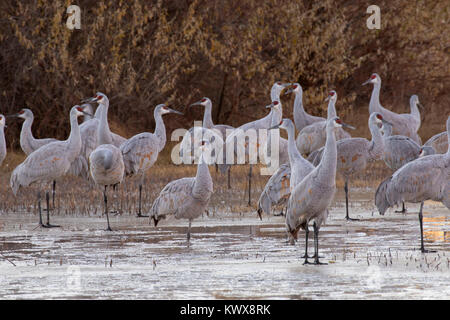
224 82 290 205
375 116 450 252
8 108 89 208
89 115 125 231
257 118 314 218
81 93 126 153
187 97 234 186
287 117 352 264
424 132 448 154
120 104 183 217
296 91 353 156
363 74 422 144
381 121 435 213
309 113 385 221
150 141 214 245
0 115 6 166
285 83 324 132
10 105 90 227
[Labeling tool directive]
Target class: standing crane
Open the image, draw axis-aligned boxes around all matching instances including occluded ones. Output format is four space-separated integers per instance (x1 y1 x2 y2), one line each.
187 97 234 187
8 108 89 209
381 121 435 213
309 112 386 221
375 116 450 252
224 82 290 205
287 117 352 264
10 105 90 227
89 108 125 231
120 104 183 217
296 91 354 156
362 73 422 144
150 141 214 245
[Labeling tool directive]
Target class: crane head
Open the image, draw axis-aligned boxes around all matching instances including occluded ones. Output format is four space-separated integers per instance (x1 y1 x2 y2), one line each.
332 117 355 130
284 83 302 95
0 115 6 128
325 90 337 102
362 73 380 86
158 104 183 116
190 97 210 107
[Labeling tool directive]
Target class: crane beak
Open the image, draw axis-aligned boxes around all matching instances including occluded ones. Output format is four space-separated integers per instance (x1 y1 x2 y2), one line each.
284 88 294 95
417 103 424 110
362 79 371 86
6 113 19 118
167 107 183 115
81 96 98 103
189 101 203 107
341 122 356 130
269 123 281 130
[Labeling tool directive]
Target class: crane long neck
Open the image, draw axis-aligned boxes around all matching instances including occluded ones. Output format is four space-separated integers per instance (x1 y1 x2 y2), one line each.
286 123 302 163
369 83 382 114
202 102 214 128
98 102 112 145
368 120 384 160
193 152 212 199
446 119 450 157
67 111 82 153
21 116 35 144
0 126 6 156
327 99 337 119
410 101 421 122
154 110 166 151
317 125 337 186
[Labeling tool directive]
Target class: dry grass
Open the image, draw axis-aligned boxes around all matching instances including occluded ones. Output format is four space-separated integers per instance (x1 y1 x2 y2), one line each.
0 148 393 219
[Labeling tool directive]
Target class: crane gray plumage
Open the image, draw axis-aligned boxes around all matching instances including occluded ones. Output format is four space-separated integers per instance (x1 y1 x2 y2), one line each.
380 121 435 213
285 83 324 132
89 110 125 231
10 105 89 227
375 116 450 252
79 93 126 162
424 131 448 154
257 163 291 218
261 102 289 170
363 74 422 144
0 115 6 166
150 144 214 244
287 117 347 264
9 108 89 209
309 112 385 220
295 91 353 156
120 104 183 217
224 81 290 205
185 97 234 183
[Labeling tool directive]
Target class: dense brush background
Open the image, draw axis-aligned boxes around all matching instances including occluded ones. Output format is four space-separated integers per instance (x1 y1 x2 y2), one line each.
0 0 449 153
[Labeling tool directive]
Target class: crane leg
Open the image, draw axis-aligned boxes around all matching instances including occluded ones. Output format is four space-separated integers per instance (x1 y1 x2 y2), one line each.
344 179 359 221
37 192 44 227
45 191 60 228
52 180 56 211
187 220 192 247
136 183 148 217
395 201 407 214
418 202 435 253
104 186 112 231
227 166 231 189
313 222 327 265
247 165 252 206
302 227 312 264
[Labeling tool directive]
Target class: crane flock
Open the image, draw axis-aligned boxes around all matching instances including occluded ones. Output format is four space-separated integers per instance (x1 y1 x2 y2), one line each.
1 73 449 263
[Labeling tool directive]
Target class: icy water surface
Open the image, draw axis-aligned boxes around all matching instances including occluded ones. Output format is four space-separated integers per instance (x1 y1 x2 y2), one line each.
0 197 449 299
